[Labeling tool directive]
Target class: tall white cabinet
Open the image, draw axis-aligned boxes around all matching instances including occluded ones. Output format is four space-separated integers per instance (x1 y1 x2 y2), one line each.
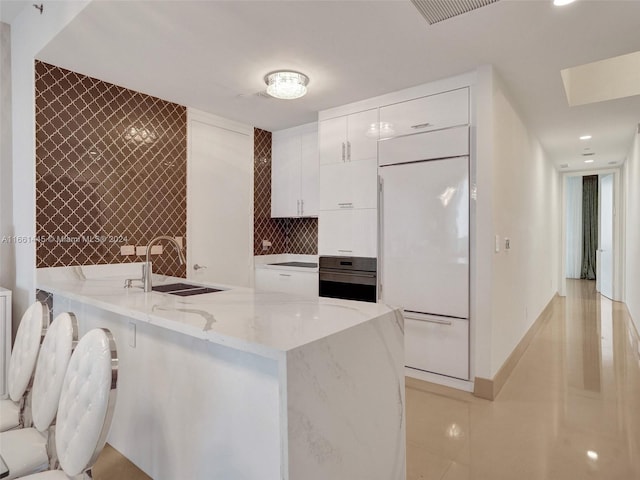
318 109 379 257
1 288 11 398
271 122 318 218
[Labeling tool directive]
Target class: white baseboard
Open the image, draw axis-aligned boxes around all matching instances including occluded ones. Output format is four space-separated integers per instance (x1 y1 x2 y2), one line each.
405 367 474 392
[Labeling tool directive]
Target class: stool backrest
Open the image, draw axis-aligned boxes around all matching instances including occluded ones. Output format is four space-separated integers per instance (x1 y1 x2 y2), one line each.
31 312 79 432
8 301 49 402
55 328 118 477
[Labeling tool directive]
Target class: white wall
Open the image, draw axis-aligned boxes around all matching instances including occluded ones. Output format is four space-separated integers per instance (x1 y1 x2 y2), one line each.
623 131 640 332
8 1 90 334
476 67 561 378
0 22 14 293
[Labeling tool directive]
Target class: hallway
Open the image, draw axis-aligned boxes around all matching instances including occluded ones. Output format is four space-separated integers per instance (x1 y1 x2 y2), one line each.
406 280 640 479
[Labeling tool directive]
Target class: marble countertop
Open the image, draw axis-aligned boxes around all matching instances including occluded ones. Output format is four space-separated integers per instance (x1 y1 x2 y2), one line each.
37 264 393 360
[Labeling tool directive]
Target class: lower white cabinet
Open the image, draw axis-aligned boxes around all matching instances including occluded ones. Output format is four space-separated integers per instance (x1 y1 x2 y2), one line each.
255 269 318 297
404 313 469 380
318 209 377 257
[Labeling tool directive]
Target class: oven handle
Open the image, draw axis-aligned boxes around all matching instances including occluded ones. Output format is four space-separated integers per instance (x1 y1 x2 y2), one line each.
319 270 376 279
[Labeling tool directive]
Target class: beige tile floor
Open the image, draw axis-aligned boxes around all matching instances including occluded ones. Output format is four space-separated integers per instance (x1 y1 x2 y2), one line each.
92 280 640 479
407 280 640 480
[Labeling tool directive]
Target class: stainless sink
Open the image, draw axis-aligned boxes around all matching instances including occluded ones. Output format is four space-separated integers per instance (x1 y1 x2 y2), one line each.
152 283 223 296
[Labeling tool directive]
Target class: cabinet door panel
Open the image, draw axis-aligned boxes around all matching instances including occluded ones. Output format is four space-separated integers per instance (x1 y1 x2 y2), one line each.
405 314 469 380
255 269 318 296
319 209 377 257
346 109 378 163
319 159 378 210
300 128 319 217
271 131 301 217
319 116 347 165
379 88 469 138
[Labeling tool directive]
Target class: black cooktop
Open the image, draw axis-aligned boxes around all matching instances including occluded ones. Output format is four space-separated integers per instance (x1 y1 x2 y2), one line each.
268 262 317 268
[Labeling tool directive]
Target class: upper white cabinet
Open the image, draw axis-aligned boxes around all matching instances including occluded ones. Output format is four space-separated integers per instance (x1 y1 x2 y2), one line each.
379 88 469 138
271 123 318 218
318 109 378 165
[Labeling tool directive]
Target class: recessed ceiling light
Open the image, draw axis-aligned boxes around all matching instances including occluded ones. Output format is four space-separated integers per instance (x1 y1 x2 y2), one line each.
584 159 595 163
554 0 576 5
580 135 592 140
587 450 598 461
264 71 309 100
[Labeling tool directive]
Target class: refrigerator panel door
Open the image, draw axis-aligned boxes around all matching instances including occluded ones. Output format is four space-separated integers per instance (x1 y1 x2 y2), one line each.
380 156 469 318
405 312 469 380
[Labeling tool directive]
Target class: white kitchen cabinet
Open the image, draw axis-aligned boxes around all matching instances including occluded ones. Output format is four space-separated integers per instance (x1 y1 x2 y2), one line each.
319 158 378 210
255 268 318 297
271 123 318 218
318 209 377 257
1 288 11 397
379 87 469 138
318 109 378 165
405 313 469 380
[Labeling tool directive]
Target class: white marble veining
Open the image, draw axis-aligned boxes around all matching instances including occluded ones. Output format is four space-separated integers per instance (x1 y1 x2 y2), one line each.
40 264 405 479
37 264 390 359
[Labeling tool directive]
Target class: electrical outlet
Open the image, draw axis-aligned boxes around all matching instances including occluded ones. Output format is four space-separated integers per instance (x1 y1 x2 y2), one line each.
495 235 500 253
150 245 163 255
136 246 147 256
120 245 135 256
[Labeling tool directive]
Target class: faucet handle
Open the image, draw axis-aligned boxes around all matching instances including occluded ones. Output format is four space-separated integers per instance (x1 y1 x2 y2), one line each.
124 278 142 288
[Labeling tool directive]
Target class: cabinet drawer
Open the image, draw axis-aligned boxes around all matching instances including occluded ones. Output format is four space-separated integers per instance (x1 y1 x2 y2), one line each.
379 88 469 138
255 269 318 296
319 159 378 210
319 209 377 257
378 125 469 166
404 313 469 380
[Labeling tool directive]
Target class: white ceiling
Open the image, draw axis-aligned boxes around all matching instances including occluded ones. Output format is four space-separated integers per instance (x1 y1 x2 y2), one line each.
30 0 640 170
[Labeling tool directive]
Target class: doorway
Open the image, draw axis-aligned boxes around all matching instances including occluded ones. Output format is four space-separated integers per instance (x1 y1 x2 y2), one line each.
561 170 619 300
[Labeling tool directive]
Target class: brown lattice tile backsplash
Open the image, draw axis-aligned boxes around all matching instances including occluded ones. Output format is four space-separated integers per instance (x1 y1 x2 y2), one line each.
35 61 187 277
253 128 317 256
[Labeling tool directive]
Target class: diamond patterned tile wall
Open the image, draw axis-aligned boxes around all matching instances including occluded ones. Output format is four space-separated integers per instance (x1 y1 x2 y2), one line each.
253 128 317 256
35 61 187 277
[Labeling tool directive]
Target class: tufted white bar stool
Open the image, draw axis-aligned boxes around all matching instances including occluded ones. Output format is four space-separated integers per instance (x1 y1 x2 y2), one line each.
15 328 118 480
0 312 78 479
0 302 49 433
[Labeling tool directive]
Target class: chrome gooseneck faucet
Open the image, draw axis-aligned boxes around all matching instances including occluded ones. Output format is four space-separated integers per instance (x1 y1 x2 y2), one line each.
143 236 186 292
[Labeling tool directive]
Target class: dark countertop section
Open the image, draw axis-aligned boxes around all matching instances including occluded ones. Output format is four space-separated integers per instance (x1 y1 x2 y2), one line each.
268 262 318 268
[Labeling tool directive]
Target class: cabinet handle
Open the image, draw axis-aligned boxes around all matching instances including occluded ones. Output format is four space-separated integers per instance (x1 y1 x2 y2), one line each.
279 273 292 277
341 142 346 162
411 122 432 130
297 199 301 216
338 202 353 208
405 312 452 325
301 199 304 215
337 249 353 253
347 141 351 161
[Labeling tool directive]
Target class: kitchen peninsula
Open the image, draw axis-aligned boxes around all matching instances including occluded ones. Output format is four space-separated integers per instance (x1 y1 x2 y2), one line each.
37 264 405 480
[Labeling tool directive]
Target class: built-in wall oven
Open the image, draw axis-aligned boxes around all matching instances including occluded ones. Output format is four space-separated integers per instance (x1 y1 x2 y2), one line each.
318 256 377 303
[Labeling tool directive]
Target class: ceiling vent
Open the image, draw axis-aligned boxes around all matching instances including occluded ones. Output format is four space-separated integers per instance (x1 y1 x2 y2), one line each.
411 0 500 25
582 152 595 156
560 163 569 169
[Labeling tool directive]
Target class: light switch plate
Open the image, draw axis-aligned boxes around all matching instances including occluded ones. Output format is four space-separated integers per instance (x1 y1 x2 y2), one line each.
174 236 183 248
495 235 500 253
136 246 147 256
120 245 135 256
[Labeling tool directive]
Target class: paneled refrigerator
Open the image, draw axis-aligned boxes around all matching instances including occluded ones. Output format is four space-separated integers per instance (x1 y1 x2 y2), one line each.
379 126 469 380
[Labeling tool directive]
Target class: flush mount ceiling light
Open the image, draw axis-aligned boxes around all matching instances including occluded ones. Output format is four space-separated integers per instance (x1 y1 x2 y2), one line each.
264 71 309 100
580 135 592 140
553 0 576 6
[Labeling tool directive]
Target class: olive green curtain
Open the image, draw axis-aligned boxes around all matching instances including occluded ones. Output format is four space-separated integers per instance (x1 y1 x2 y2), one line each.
580 175 598 280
